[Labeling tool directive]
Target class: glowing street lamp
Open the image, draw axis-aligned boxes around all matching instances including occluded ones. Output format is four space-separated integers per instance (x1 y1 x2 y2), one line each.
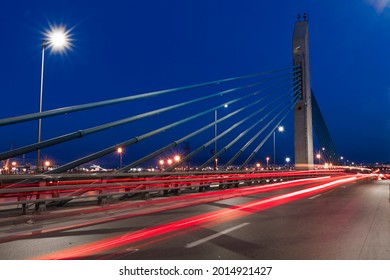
266 157 270 169
174 155 181 162
117 147 123 169
273 126 284 165
11 161 17 173
214 104 228 170
285 157 291 165
316 153 321 165
158 159 165 170
36 25 72 172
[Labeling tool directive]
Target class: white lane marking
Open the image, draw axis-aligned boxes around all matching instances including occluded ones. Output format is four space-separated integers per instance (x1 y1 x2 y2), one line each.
185 222 249 248
308 194 322 200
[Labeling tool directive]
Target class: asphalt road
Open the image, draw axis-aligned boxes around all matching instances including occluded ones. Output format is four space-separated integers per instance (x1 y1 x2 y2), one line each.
0 177 388 260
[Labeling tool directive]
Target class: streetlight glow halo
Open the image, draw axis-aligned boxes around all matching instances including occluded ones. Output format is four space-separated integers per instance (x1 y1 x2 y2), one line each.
43 24 73 53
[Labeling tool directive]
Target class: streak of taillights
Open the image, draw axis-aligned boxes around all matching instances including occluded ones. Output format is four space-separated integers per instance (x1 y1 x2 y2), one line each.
1 176 333 244
31 174 372 260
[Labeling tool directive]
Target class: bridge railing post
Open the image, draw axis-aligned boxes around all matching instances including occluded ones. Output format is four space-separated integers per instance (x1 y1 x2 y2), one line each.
35 179 47 214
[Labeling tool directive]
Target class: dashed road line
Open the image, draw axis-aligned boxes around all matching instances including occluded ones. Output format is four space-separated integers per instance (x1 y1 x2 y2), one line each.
185 222 250 248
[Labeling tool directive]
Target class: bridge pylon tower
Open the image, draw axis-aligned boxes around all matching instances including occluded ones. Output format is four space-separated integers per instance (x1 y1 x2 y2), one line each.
292 15 314 170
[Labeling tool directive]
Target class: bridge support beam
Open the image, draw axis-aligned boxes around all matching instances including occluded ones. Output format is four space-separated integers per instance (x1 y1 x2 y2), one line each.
292 18 314 170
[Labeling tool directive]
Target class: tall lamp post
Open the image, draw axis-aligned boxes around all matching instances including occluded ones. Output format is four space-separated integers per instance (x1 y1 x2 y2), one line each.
36 40 45 172
316 153 321 166
266 157 270 169
36 25 71 172
273 126 284 166
117 147 123 169
214 104 228 170
285 157 291 169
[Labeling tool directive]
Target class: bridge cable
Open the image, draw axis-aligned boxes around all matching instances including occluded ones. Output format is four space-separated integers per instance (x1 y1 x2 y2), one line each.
238 93 301 169
0 66 299 127
222 88 301 169
311 90 339 164
162 85 300 172
0 73 297 161
45 74 300 174
199 84 301 169
117 79 299 172
221 88 301 168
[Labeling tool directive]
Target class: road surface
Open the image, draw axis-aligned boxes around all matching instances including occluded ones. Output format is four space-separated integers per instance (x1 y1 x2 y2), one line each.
0 176 388 260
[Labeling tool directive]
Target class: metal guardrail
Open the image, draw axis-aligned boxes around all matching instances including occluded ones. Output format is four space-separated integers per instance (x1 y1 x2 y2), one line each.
0 170 347 214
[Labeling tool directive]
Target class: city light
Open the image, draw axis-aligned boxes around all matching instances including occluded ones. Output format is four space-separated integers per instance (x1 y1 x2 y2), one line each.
316 153 321 166
43 24 73 53
117 147 123 169
274 126 285 165
37 24 73 172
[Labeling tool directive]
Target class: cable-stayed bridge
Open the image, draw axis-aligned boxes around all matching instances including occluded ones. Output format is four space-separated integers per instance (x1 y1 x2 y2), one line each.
0 19 338 172
0 18 348 207
0 18 387 260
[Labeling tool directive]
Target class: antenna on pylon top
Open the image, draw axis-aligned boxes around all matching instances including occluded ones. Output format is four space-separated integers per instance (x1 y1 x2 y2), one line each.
297 13 309 22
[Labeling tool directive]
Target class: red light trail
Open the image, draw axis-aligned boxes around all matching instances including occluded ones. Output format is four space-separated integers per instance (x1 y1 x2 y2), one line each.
32 174 374 260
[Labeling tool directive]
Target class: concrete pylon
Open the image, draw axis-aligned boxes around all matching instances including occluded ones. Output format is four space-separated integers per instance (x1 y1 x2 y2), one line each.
292 18 314 170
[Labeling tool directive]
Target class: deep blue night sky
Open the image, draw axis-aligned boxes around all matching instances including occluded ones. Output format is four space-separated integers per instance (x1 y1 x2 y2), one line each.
0 0 389 168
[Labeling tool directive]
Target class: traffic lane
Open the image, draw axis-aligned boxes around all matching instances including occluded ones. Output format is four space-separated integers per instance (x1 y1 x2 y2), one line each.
0 175 332 238
198 180 388 260
26 192 290 260
21 178 338 260
0 176 361 259
38 175 370 260
110 180 390 260
353 180 390 259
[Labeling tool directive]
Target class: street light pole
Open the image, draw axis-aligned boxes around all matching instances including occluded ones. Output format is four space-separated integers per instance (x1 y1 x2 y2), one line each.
273 126 284 167
213 104 228 170
214 109 217 170
266 157 270 169
117 147 123 169
35 26 71 173
316 153 321 165
36 40 46 172
273 130 276 166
